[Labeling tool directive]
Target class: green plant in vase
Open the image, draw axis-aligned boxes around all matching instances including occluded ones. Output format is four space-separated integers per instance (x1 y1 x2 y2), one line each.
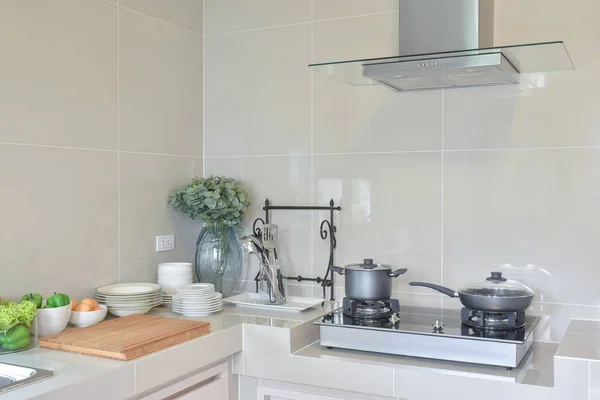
168 176 250 297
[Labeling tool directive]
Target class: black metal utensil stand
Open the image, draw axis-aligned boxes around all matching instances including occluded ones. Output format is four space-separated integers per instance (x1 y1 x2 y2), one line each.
251 198 341 301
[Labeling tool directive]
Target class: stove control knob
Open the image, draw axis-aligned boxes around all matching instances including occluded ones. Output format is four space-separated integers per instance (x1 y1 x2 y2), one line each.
433 319 444 332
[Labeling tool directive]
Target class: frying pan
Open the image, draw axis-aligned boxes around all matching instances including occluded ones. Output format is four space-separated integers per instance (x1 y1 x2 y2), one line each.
409 272 534 312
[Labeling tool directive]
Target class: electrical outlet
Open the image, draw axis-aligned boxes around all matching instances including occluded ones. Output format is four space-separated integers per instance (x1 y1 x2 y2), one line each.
156 234 175 252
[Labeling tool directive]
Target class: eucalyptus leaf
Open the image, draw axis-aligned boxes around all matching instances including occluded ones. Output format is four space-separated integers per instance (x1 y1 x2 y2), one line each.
167 176 251 227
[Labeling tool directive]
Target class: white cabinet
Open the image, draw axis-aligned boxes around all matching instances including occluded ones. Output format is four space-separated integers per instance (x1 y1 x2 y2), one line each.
140 362 229 400
257 387 343 400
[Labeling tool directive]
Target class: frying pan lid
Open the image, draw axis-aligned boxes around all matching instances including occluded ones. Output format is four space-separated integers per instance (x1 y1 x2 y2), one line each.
460 272 534 298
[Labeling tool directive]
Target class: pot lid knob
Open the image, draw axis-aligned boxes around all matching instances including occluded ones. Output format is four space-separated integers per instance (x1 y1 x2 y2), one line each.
362 258 375 269
486 271 507 282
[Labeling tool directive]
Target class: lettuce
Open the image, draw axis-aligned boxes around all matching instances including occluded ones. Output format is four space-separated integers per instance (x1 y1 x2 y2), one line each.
0 301 37 333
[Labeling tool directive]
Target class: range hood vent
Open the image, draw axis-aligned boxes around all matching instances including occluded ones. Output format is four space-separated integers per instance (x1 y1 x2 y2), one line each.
309 1 573 92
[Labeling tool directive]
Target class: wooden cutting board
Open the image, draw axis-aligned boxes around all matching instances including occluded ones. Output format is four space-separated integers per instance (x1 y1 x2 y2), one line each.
40 314 210 361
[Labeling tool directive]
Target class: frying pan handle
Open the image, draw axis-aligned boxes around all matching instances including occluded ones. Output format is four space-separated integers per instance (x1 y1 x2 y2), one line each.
409 282 459 298
389 268 408 278
331 266 345 275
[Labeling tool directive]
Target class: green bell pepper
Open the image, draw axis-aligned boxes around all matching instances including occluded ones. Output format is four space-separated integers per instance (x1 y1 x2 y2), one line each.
20 293 43 309
0 323 31 351
45 292 70 308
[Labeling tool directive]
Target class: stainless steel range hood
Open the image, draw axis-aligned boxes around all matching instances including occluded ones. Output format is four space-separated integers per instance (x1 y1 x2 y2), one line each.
309 1 574 92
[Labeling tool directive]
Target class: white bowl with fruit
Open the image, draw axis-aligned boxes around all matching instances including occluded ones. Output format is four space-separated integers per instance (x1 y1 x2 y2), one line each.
36 293 72 338
69 298 107 328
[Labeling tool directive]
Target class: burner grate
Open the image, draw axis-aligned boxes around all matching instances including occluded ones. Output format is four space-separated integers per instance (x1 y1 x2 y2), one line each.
461 308 526 331
342 298 400 320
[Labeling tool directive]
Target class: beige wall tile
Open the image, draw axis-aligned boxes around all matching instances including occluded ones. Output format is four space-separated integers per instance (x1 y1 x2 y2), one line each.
119 8 203 156
443 67 600 150
313 153 442 295
0 0 118 149
313 73 442 153
120 0 203 34
204 25 311 156
205 156 312 279
204 0 310 35
0 144 118 301
313 12 398 64
494 0 600 68
313 0 398 21
119 152 199 283
443 149 600 306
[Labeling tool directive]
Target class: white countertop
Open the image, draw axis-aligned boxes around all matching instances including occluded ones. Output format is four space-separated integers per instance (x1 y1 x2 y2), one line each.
0 302 338 399
0 302 596 400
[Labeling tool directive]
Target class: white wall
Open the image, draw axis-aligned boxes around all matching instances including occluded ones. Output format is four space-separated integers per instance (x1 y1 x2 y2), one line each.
0 0 203 301
203 0 600 341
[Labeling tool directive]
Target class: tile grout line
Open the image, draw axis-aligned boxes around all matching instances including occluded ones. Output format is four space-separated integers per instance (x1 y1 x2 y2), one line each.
310 0 315 287
119 150 197 158
203 10 398 37
117 5 121 283
204 21 312 37
0 141 200 158
202 145 600 159
118 5 202 37
440 90 445 311
202 0 206 177
0 141 116 152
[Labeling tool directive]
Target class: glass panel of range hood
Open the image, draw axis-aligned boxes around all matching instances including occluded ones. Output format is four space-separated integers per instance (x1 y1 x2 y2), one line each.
309 41 574 88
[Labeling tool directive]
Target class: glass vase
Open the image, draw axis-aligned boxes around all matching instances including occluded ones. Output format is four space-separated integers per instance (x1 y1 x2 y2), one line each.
195 224 242 297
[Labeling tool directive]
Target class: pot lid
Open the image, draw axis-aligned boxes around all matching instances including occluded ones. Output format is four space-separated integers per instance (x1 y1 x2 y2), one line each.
459 272 534 298
345 258 392 271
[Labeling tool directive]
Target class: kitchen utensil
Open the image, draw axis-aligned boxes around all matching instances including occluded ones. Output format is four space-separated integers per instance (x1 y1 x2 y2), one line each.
40 315 210 361
69 305 108 328
409 272 534 312
331 258 407 301
261 224 286 304
36 303 72 338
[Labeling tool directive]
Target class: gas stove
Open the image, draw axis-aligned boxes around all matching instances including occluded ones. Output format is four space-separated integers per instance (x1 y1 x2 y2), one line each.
315 300 540 369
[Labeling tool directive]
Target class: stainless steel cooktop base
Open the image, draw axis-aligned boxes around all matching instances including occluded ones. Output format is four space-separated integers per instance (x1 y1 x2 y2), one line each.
315 308 539 369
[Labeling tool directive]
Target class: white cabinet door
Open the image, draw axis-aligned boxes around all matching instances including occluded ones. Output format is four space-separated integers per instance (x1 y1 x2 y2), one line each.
257 387 343 400
141 362 229 400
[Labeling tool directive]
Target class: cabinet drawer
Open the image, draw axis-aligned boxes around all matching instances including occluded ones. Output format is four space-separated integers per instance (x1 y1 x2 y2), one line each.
257 387 343 400
141 362 228 400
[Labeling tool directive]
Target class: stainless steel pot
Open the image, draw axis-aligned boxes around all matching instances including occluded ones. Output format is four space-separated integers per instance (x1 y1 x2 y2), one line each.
331 259 407 301
409 272 534 312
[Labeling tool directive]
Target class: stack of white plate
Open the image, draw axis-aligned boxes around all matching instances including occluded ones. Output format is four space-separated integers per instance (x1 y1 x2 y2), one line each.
95 283 162 317
162 293 173 306
172 283 223 317
158 263 194 296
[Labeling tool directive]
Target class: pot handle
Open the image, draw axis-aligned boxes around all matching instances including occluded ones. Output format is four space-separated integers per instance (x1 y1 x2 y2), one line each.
389 268 408 278
331 266 345 275
409 282 459 298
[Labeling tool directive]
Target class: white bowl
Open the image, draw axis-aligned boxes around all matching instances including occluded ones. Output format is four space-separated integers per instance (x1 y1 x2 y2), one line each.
69 305 108 328
36 303 72 338
158 263 193 273
97 283 161 295
158 279 193 288
108 306 152 317
158 274 194 281
158 268 194 278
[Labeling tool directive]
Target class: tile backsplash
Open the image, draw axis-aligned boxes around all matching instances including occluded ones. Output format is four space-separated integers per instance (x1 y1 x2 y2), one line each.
2 0 598 343
204 0 600 341
0 0 203 300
